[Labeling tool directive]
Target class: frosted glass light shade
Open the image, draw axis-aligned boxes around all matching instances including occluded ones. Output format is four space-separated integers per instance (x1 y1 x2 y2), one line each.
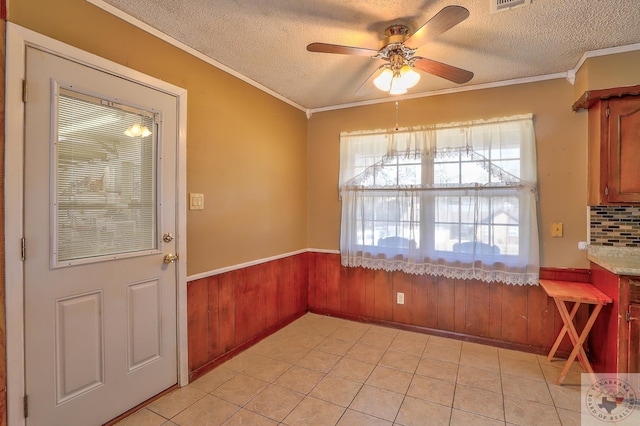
373 68 394 91
400 65 420 88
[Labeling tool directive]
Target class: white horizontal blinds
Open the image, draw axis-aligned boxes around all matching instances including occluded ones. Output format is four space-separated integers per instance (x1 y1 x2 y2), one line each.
56 88 157 263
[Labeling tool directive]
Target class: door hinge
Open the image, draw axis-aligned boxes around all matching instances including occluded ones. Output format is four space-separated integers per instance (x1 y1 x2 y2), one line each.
23 394 28 418
605 186 609 197
21 238 26 261
605 107 610 117
627 311 631 322
22 79 28 103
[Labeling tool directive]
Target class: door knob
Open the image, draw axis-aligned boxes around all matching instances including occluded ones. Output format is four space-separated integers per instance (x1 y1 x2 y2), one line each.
163 233 175 243
163 253 179 264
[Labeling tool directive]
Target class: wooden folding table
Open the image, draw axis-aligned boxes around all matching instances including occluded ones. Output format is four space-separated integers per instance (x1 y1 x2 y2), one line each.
539 279 613 385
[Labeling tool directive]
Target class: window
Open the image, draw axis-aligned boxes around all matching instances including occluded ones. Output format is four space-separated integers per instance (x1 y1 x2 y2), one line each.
339 115 539 285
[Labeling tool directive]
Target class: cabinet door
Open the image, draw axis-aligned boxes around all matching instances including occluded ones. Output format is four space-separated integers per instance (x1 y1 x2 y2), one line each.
629 304 640 374
607 96 640 203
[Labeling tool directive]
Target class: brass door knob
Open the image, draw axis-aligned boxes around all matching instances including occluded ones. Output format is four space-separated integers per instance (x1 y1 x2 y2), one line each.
163 253 179 264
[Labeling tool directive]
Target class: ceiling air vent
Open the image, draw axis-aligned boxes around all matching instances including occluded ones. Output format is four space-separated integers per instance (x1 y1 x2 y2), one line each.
491 0 531 13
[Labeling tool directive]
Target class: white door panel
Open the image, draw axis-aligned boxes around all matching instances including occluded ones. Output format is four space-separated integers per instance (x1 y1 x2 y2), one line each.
24 46 179 425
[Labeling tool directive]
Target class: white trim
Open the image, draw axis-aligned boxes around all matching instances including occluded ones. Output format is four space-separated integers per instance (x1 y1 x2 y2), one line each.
309 72 569 113
571 42 640 78
5 22 189 425
186 248 340 282
85 0 306 113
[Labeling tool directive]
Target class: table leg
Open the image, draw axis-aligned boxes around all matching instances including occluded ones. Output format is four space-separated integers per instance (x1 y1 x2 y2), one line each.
556 302 602 385
553 299 590 370
547 300 581 361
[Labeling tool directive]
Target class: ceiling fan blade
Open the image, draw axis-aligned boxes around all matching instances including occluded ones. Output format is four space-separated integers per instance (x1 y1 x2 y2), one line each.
307 42 378 57
355 65 386 95
412 57 473 84
404 5 470 48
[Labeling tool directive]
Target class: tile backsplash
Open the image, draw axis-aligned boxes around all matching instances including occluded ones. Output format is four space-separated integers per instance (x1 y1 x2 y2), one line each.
590 206 640 247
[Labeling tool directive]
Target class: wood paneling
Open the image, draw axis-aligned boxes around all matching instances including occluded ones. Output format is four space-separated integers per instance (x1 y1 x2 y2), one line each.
188 252 593 380
187 253 309 379
308 253 591 355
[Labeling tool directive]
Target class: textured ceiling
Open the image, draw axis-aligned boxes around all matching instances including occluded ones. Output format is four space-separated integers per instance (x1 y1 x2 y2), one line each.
97 0 640 111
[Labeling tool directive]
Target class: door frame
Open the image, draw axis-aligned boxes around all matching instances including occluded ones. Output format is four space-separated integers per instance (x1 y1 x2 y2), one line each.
5 23 188 426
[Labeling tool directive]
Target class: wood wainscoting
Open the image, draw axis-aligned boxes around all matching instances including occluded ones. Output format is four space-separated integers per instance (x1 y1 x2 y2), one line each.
187 253 309 380
187 250 590 379
308 252 590 357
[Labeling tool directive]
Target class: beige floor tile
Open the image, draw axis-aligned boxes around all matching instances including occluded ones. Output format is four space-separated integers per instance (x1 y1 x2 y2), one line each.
189 367 238 393
463 341 499 355
427 335 463 348
555 408 581 426
498 348 539 363
274 365 325 394
221 408 278 425
336 408 392 425
329 357 376 382
365 365 413 394
501 375 553 405
344 343 386 364
309 375 363 407
540 364 583 386
457 364 502 393
407 375 455 406
243 384 304 422
422 343 461 364
282 396 346 425
415 357 459 383
395 396 451 426
450 409 506 426
460 350 500 372
290 332 328 349
296 349 342 373
378 349 420 373
503 396 561 426
547 384 583 412
348 385 404 422
330 325 368 342
368 324 399 337
147 385 207 419
171 394 239 426
314 337 354 356
357 330 395 349
211 374 270 406
389 335 427 356
114 408 168 426
224 352 292 382
499 357 545 381
261 344 311 364
453 385 505 421
537 355 584 372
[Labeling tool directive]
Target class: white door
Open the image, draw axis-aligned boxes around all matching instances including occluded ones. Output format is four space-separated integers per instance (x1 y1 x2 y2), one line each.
24 46 179 425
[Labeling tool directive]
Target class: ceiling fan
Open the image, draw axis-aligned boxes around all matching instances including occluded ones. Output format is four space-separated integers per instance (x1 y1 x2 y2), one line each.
307 5 474 95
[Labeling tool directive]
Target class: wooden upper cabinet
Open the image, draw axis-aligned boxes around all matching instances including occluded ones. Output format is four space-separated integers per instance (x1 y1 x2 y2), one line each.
574 86 640 205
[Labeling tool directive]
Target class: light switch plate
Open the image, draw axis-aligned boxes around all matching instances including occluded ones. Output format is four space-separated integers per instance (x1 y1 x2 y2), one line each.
190 193 204 210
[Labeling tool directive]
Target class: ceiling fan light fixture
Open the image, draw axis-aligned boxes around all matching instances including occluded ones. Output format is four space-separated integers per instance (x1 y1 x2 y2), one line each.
373 68 394 91
400 65 420 89
389 74 408 95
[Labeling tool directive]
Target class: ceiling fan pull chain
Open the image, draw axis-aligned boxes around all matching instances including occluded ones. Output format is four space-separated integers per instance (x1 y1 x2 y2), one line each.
395 101 399 131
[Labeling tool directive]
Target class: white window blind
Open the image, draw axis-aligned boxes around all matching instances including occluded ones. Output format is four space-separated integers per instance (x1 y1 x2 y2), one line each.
55 88 157 264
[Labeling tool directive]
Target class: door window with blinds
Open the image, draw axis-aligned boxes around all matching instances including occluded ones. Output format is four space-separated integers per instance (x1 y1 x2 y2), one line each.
54 87 158 266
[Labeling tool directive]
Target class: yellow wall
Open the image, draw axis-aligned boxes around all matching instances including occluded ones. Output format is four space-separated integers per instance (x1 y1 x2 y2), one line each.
9 1 640 272
9 0 309 275
574 50 640 98
308 79 591 268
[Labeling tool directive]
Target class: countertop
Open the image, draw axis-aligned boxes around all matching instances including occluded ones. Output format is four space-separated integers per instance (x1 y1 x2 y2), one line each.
587 245 640 276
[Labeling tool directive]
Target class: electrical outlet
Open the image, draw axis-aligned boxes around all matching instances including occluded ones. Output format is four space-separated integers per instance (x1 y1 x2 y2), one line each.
397 292 404 305
551 222 563 237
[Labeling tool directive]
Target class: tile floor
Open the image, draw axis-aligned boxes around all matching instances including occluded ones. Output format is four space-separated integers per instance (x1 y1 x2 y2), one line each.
116 313 589 426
